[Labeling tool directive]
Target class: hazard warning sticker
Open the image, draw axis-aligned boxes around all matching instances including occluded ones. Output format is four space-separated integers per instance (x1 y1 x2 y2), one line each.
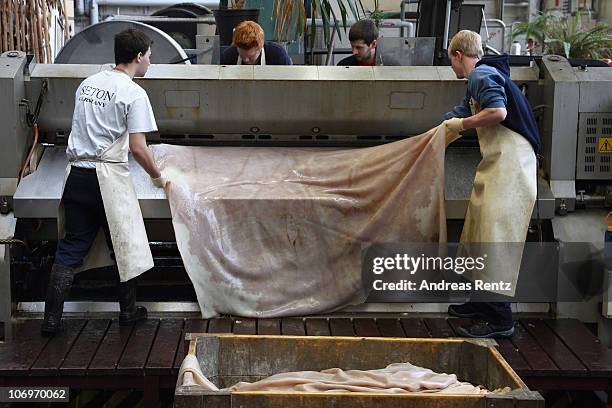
599 137 612 153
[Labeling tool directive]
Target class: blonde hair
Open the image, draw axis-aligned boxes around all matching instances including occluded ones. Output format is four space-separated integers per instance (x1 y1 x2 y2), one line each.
232 21 264 49
448 30 483 58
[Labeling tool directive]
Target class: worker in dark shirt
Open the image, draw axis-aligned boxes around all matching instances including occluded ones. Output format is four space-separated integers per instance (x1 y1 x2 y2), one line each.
337 19 398 66
220 21 292 65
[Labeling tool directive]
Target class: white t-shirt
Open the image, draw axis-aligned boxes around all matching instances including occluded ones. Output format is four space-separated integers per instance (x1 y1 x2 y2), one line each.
66 70 158 168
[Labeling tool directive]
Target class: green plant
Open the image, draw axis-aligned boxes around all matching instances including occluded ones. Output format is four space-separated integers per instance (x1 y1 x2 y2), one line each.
510 12 612 59
231 0 246 9
369 0 383 27
273 0 366 45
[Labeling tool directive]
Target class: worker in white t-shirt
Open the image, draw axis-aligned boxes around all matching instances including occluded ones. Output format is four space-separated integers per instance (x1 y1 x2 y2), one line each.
42 28 167 336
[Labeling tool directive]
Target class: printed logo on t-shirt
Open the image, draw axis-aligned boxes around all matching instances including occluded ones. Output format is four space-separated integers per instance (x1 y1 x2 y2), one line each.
78 85 115 108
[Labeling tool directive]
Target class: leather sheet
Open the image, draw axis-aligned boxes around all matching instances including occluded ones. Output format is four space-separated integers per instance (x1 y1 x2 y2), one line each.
176 355 488 394
153 125 449 318
228 363 487 394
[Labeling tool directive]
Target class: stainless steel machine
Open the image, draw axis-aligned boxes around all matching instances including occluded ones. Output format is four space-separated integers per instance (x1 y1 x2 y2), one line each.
0 50 610 340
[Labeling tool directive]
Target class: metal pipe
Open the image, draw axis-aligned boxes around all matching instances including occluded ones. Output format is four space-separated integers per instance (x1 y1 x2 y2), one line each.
307 18 414 29
91 0 219 25
399 21 414 38
91 0 99 24
577 191 606 206
399 0 419 37
306 17 415 44
442 0 451 51
484 18 507 53
482 9 489 42
95 0 218 5
400 1 406 37
76 0 85 16
484 44 502 55
114 15 216 24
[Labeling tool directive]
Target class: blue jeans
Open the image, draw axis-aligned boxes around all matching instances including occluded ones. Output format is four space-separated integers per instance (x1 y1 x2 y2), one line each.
54 167 113 268
478 302 513 327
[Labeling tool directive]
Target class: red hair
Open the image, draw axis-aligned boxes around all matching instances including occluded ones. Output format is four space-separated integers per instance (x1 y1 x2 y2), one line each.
232 21 264 49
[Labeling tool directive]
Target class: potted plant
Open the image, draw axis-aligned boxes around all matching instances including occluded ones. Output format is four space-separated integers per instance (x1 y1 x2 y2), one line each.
272 0 366 47
510 11 612 59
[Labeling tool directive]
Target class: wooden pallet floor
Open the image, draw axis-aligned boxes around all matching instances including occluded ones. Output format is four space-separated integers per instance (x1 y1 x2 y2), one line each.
1 317 612 406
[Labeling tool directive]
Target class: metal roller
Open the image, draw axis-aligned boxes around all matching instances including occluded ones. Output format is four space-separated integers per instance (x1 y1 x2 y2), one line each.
54 20 191 65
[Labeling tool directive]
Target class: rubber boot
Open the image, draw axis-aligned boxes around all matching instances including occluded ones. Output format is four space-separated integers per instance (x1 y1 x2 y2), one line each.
41 264 75 337
118 278 147 325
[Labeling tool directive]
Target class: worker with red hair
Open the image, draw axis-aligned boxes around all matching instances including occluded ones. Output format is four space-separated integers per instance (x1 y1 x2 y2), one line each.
220 21 292 65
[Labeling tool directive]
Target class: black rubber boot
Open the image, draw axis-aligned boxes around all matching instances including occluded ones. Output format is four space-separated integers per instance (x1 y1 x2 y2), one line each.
41 264 75 337
118 278 147 326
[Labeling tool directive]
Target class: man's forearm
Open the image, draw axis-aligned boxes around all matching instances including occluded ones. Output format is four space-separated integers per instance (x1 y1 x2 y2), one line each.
133 148 161 179
129 133 162 179
462 108 507 130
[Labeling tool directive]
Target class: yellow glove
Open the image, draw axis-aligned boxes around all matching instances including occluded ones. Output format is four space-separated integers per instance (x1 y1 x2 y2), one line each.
151 173 168 188
444 117 464 133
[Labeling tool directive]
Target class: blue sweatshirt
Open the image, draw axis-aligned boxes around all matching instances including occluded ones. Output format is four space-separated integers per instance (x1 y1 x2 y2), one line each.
444 54 541 153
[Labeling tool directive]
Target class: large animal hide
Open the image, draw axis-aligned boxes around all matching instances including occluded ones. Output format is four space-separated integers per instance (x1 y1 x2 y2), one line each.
153 125 451 318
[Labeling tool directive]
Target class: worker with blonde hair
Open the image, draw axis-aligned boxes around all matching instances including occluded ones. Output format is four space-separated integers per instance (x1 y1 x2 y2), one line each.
220 21 292 65
443 30 540 338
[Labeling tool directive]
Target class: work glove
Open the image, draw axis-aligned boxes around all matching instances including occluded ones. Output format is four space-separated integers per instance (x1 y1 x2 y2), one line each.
444 117 464 133
151 173 168 188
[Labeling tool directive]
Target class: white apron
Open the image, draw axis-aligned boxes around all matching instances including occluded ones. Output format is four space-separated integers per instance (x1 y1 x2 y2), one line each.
459 99 537 296
59 133 154 282
237 47 266 65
